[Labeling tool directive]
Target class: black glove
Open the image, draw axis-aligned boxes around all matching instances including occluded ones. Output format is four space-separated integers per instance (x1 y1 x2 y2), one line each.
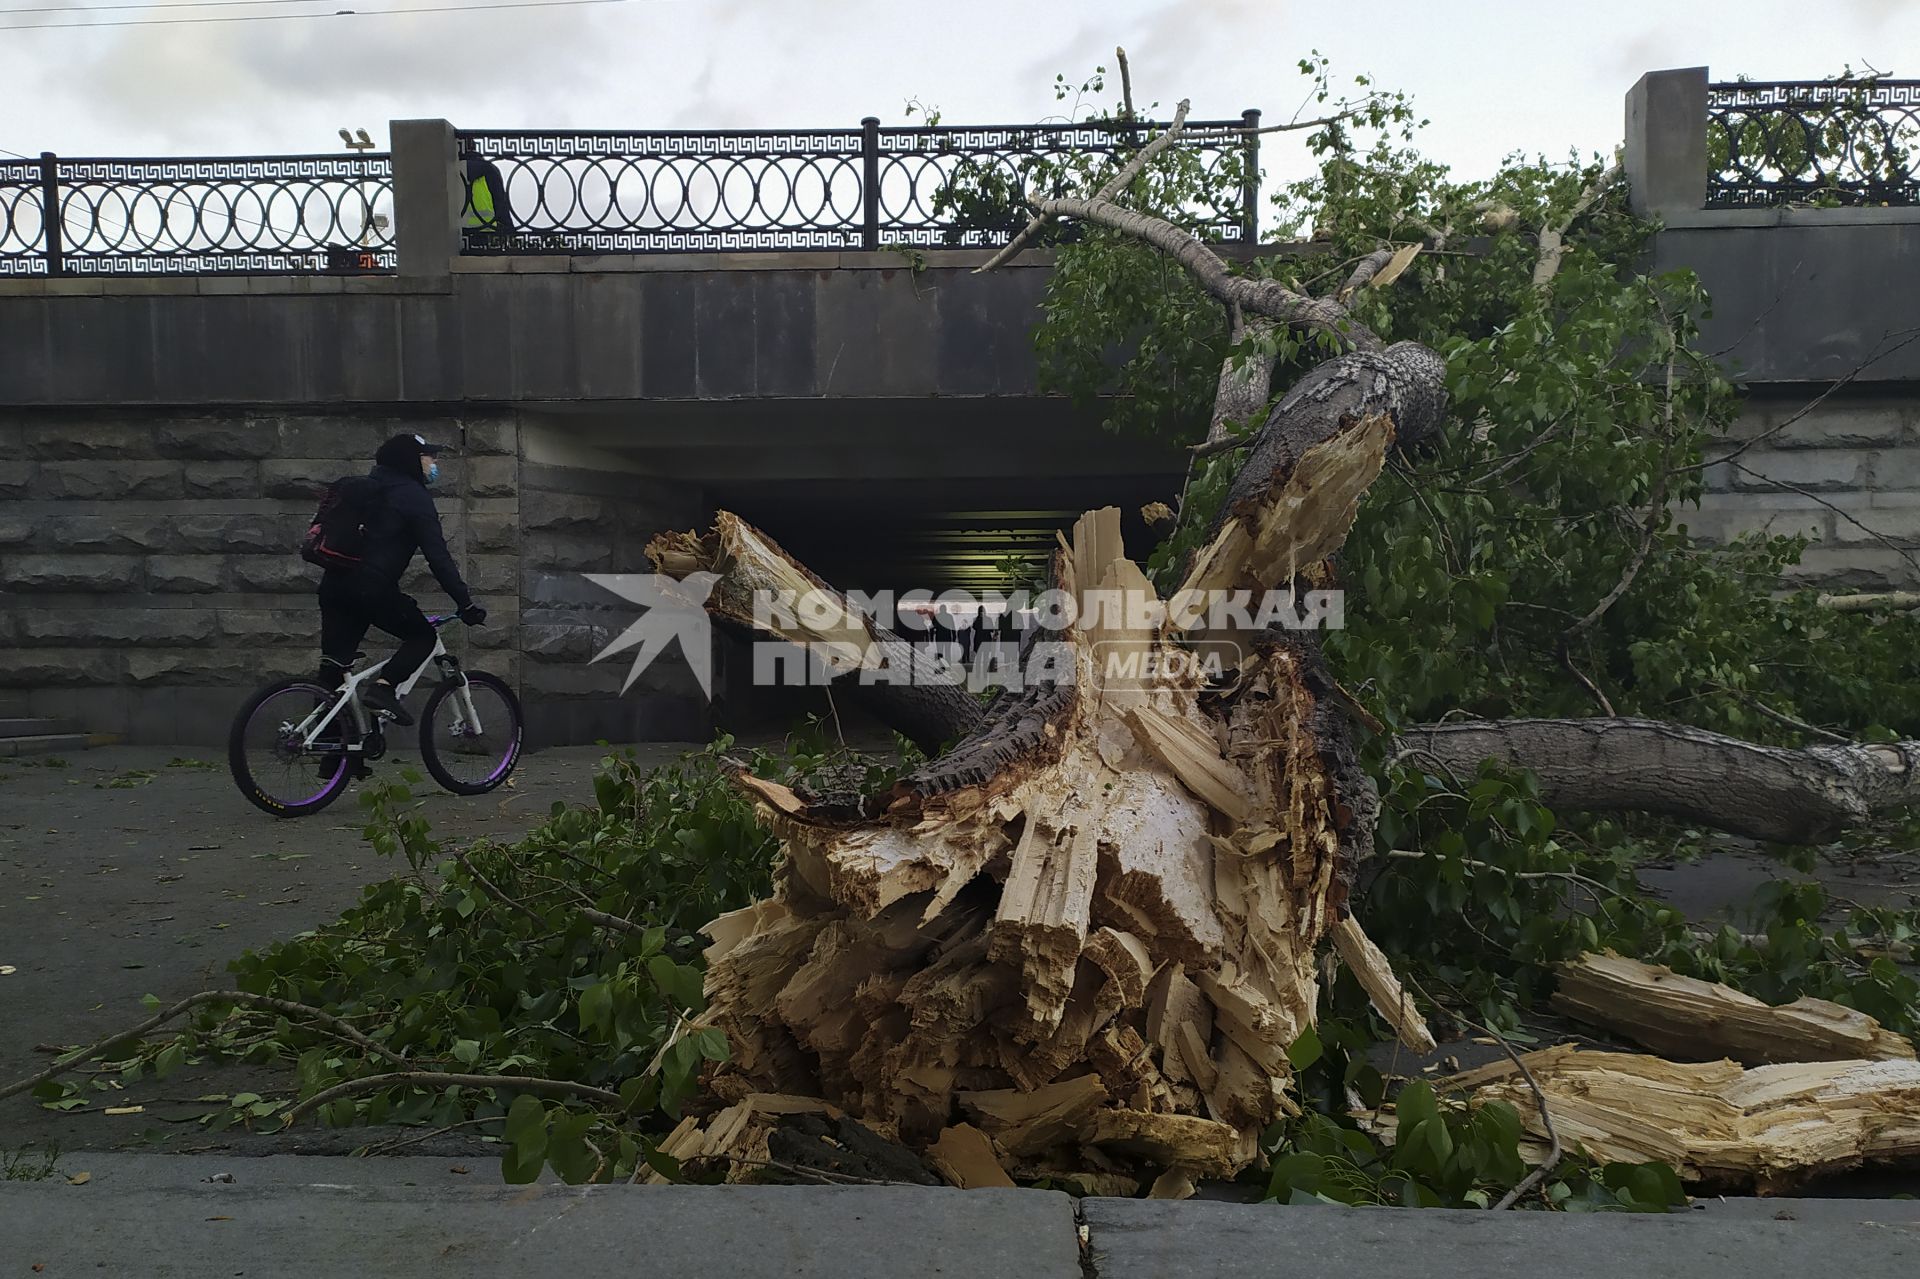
458 604 488 626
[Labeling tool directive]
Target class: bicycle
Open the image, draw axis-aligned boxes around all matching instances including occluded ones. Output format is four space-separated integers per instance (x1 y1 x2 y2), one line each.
228 614 523 817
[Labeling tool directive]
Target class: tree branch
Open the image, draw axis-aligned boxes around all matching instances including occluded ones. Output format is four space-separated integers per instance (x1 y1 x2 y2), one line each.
1819 591 1920 613
0 990 410 1104
1533 160 1621 290
1032 195 1381 351
1674 327 1920 475
285 1072 625 1126
1724 459 1920 580
976 100 1191 273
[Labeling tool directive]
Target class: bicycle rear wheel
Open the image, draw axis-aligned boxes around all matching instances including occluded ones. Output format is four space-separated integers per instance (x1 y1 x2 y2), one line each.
229 679 354 818
419 671 524 795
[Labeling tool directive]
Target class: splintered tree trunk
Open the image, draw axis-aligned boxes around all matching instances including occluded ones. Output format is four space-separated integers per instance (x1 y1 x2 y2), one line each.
644 339 1451 1182
690 510 1369 1181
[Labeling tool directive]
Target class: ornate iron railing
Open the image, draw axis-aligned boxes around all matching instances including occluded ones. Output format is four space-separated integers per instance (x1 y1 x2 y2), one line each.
1707 80 1920 208
458 114 1261 255
0 156 49 276
0 153 394 276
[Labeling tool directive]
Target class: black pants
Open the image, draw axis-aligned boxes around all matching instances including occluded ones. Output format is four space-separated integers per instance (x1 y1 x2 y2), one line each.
317 574 435 691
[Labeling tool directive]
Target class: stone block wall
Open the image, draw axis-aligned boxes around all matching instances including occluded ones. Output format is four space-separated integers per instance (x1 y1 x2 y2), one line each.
0 409 521 743
516 434 710 748
1678 390 1920 590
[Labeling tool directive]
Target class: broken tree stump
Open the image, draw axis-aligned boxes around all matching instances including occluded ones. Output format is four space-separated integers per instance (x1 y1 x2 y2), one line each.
672 497 1431 1182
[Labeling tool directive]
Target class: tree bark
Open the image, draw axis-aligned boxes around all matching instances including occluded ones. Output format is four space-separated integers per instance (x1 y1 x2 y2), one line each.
1395 717 1920 844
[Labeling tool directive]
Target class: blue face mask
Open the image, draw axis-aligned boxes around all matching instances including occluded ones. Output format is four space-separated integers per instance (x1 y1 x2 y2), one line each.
424 460 440 485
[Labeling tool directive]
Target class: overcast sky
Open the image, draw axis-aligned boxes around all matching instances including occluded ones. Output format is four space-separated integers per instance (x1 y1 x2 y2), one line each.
1 0 1912 181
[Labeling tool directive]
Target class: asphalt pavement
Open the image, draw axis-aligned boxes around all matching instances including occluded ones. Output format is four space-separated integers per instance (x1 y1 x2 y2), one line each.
0 742 695 1154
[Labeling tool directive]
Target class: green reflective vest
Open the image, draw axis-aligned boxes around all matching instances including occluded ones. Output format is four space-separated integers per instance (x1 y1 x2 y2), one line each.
465 174 498 229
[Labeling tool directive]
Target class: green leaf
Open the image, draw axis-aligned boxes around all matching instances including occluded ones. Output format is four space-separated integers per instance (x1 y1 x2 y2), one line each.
647 956 704 1009
452 1038 481 1066
501 1138 546 1185
692 1027 730 1063
504 1094 546 1147
578 984 613 1036
1394 1080 1439 1128
1286 1025 1323 1072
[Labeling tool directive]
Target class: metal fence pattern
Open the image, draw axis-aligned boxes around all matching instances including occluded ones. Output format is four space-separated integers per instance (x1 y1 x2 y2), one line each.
1707 80 1920 208
0 156 51 277
0 153 394 276
458 114 1260 254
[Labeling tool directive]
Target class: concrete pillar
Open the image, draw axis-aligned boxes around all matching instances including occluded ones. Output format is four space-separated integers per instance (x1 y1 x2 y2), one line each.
390 119 462 281
1624 68 1709 216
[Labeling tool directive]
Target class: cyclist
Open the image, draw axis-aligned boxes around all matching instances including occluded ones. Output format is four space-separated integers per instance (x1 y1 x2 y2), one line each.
316 432 485 723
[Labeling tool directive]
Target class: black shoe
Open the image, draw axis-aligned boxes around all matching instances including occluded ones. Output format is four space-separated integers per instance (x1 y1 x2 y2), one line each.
360 681 413 726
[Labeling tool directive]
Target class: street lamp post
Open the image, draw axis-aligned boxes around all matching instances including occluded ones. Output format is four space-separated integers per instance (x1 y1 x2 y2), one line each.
339 127 377 247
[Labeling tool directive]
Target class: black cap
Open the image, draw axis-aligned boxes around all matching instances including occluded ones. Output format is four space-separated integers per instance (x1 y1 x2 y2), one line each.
374 432 446 475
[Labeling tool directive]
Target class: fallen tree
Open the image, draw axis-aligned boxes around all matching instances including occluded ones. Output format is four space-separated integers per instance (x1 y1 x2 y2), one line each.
621 81 1920 1185
14 58 1918 1207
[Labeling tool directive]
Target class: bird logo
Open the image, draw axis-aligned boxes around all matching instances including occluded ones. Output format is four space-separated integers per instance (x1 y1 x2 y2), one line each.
584 571 721 699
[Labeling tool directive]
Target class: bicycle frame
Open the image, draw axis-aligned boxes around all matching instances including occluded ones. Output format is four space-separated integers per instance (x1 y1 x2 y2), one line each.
293 617 484 751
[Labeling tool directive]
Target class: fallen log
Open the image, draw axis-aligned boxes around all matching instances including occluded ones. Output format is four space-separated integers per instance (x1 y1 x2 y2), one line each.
1394 717 1920 844
1443 1045 1920 1194
1552 951 1916 1066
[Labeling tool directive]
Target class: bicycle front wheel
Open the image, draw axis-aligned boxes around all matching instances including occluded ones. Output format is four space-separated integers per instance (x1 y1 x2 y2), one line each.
419 671 524 795
229 679 354 818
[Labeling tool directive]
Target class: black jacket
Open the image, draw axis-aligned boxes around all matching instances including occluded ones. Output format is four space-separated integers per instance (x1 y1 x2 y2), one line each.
331 462 473 609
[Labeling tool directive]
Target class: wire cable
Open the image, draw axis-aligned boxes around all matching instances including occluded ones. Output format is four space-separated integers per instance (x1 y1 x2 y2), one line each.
3 0 630 30
0 0 336 13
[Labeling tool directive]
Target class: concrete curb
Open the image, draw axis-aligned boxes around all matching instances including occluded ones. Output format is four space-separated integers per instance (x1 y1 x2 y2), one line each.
6 1158 1919 1279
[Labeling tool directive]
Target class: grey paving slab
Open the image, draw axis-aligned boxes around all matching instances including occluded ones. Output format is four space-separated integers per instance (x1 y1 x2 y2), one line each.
0 1183 1082 1279
1080 1199 1920 1279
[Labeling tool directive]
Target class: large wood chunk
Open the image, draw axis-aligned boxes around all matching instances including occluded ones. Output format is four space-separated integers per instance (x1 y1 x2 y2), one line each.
1552 950 1916 1065
926 1123 1016 1189
1453 1045 1920 1192
1330 916 1436 1053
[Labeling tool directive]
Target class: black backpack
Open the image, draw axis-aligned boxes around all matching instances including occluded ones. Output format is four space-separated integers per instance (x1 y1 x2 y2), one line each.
300 475 382 570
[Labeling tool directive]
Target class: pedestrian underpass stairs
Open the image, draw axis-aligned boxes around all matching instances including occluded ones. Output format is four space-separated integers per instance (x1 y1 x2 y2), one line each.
0 716 114 757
